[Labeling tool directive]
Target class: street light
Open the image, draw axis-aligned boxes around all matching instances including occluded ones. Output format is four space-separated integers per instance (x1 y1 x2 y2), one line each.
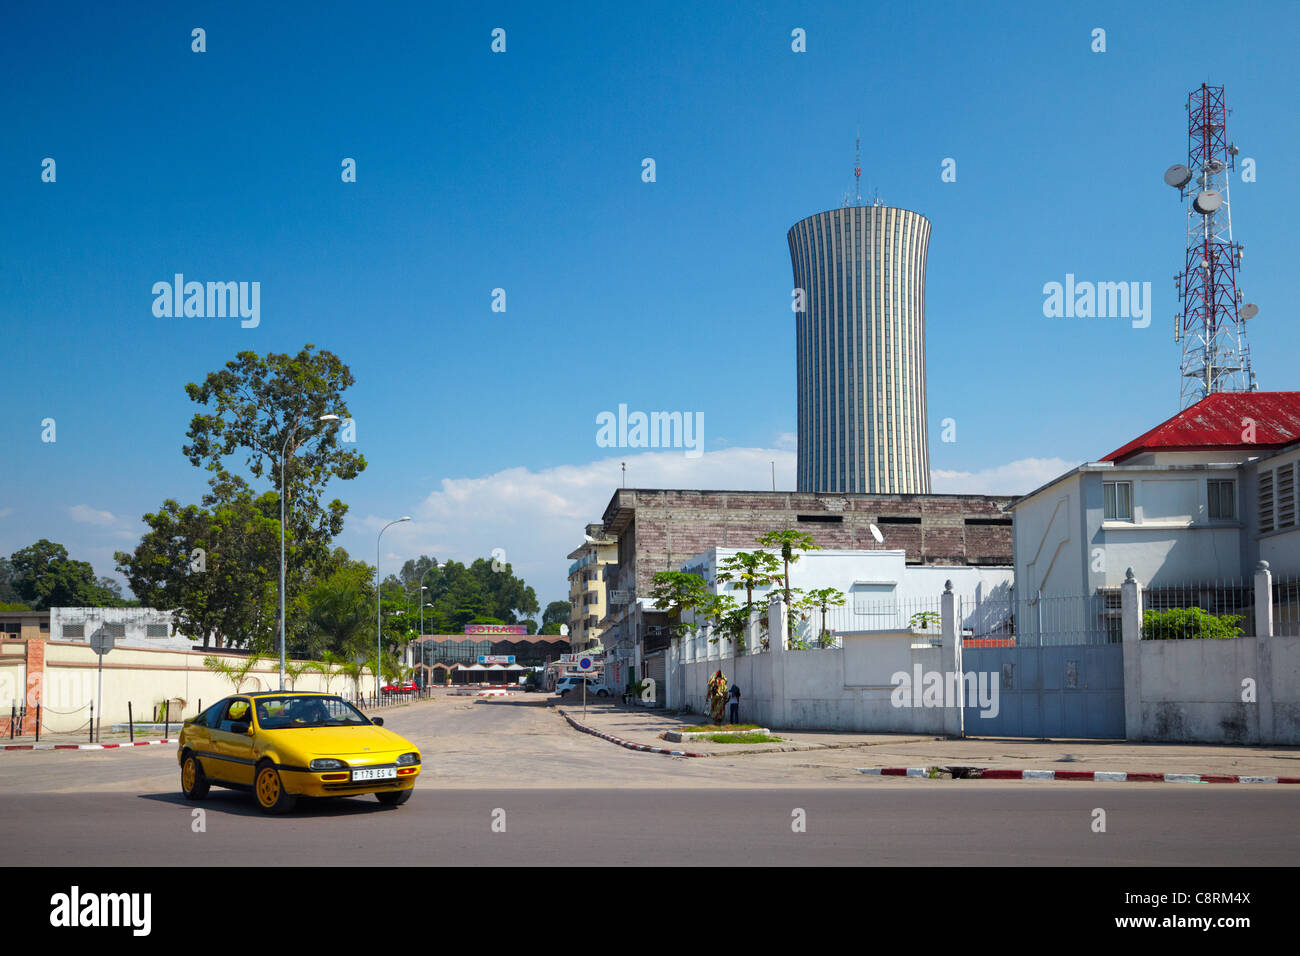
376 516 411 699
416 560 447 686
279 413 341 690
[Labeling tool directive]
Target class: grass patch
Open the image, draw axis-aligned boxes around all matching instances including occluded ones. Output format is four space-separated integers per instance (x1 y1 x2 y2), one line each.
682 723 761 733
702 732 782 744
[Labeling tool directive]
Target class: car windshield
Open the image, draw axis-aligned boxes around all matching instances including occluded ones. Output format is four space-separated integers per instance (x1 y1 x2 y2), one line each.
255 695 371 730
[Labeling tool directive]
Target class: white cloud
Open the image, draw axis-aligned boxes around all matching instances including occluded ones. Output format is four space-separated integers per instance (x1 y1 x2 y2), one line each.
930 457 1079 495
0 507 12 519
348 447 798 610
773 431 797 451
68 504 117 526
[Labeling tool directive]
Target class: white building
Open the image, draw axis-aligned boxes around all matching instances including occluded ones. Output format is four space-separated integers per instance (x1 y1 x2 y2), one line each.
639 547 1013 697
48 607 193 652
1011 391 1300 635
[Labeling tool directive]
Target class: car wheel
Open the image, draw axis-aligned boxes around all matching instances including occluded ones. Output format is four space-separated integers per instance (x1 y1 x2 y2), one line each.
596 690 609 697
375 788 412 807
181 752 210 801
254 761 297 815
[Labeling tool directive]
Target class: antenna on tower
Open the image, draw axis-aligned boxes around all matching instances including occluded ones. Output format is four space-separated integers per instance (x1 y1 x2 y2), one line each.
1162 83 1258 408
854 128 862 206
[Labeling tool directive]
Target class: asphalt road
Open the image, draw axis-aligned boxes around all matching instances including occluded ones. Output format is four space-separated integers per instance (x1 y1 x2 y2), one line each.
1 695 1297 865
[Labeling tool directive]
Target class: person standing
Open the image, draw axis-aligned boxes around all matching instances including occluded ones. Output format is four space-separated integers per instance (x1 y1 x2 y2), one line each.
729 682 741 724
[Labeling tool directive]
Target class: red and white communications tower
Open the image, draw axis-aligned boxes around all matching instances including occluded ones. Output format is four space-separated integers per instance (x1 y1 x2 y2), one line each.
1164 83 1259 409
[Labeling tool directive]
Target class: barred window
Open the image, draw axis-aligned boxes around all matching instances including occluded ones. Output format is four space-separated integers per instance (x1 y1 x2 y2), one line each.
145 624 170 638
62 624 85 639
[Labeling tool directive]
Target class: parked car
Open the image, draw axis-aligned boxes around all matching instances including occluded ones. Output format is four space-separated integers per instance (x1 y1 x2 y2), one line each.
382 680 418 694
177 692 421 814
554 676 612 698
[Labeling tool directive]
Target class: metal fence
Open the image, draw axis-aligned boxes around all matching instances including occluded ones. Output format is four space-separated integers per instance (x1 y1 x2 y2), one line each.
1276 577 1300 637
1140 577 1253 640
790 597 945 650
782 575 1300 649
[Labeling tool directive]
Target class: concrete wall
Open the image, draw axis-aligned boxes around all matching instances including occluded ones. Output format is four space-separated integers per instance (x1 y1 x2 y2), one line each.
1121 569 1300 745
0 640 355 734
1131 636 1300 745
673 593 963 733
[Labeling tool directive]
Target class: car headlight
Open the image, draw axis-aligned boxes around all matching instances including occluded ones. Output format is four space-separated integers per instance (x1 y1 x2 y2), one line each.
396 752 420 766
309 758 346 771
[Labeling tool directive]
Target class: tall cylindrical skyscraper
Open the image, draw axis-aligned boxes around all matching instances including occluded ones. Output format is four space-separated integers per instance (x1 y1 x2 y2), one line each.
788 204 931 494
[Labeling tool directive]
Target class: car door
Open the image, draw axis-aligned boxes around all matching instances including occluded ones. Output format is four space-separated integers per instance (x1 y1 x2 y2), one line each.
209 697 257 785
185 699 225 769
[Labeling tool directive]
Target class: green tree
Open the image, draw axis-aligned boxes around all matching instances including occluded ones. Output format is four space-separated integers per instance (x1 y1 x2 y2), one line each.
202 652 266 693
650 570 713 641
716 549 782 644
756 529 821 638
543 601 571 628
182 346 365 552
0 556 19 604
796 587 846 647
182 345 366 637
116 492 281 650
10 540 126 610
296 554 375 659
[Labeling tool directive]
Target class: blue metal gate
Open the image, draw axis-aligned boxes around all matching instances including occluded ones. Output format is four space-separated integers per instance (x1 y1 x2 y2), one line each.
962 643 1125 738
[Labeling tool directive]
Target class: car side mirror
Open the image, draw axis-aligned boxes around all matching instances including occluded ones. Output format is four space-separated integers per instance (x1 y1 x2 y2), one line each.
231 721 250 735
372 717 384 727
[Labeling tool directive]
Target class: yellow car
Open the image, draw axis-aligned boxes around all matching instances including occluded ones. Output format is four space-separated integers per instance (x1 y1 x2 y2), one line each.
177 691 421 814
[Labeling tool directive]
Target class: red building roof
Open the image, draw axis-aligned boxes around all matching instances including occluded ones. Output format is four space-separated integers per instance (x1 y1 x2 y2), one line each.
1102 392 1300 463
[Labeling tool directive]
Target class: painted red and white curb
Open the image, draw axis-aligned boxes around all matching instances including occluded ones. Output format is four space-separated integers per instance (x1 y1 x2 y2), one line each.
858 766 1300 784
2 738 176 752
559 710 705 758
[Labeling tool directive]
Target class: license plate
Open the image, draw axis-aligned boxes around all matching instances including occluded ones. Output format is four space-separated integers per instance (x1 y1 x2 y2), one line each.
351 767 396 781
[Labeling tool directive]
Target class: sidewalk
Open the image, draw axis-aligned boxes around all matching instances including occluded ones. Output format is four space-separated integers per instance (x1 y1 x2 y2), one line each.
560 702 1300 779
559 702 936 755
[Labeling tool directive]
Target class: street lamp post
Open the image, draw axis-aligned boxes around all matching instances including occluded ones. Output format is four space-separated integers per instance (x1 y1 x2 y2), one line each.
376 517 411 700
415 560 446 690
279 413 340 691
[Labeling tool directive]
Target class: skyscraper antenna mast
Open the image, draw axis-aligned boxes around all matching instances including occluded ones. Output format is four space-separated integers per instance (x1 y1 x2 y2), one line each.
854 129 862 206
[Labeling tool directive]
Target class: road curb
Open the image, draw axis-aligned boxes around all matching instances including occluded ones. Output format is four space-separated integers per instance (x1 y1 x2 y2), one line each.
1 738 175 752
857 766 1300 784
558 709 706 757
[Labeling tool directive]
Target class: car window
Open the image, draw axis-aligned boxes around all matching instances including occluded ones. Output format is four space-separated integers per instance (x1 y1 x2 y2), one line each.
254 695 370 729
216 698 252 734
195 700 227 728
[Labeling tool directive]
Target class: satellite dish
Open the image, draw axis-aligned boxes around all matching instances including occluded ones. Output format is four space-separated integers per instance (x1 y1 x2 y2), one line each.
1163 164 1192 189
1240 303 1259 320
1193 190 1222 215
869 524 884 544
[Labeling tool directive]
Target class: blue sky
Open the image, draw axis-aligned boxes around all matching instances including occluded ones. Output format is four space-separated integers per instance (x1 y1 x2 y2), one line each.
2 1 1298 613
